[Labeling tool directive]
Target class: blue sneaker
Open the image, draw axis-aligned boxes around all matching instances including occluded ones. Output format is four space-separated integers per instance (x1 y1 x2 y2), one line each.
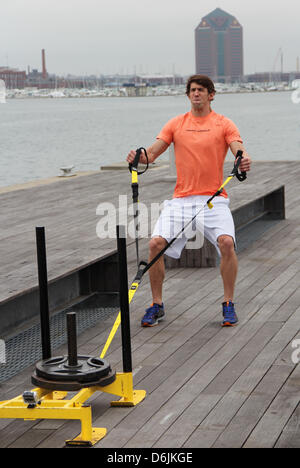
222 301 238 327
141 303 165 327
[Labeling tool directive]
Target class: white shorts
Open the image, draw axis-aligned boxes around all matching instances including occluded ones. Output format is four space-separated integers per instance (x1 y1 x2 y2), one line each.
152 195 236 259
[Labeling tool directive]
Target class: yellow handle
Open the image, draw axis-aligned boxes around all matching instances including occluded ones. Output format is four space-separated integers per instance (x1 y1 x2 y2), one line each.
131 171 138 184
219 175 233 191
207 176 234 209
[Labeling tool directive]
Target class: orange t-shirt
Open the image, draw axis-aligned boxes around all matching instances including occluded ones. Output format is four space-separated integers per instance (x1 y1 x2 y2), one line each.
157 110 243 198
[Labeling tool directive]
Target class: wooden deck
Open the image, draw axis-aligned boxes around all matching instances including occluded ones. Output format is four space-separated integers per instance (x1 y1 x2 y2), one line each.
0 161 299 448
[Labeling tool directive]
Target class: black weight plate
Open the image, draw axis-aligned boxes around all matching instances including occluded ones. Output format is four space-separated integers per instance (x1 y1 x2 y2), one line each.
40 356 67 366
35 355 111 383
31 369 117 391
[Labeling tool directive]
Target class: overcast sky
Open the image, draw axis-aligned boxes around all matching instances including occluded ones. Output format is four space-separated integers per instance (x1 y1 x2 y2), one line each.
0 0 299 76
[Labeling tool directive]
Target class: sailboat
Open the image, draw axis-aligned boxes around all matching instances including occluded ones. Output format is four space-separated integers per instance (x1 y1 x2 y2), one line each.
0 79 6 104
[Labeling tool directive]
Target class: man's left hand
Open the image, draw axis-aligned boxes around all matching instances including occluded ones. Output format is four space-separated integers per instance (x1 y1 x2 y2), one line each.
239 153 251 172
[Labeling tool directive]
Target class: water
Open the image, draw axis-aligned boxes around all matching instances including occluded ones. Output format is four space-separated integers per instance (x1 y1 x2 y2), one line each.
0 92 299 188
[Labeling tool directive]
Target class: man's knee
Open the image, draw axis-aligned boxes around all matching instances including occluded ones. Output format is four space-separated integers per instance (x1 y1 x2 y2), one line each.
149 236 167 254
218 235 235 256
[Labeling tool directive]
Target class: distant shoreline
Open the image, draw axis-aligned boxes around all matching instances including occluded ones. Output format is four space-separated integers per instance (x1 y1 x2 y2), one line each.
4 86 294 100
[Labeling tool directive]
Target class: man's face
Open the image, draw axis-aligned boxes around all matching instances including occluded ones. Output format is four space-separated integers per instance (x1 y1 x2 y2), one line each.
188 83 215 110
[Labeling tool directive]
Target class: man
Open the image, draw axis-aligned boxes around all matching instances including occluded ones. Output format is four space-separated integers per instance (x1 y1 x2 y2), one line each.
127 75 251 328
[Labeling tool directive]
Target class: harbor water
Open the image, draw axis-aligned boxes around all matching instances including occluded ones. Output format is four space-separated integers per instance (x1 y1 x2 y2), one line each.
0 91 299 188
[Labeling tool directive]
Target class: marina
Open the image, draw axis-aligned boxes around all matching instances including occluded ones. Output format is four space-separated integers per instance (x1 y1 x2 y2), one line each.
3 82 297 99
0 160 299 448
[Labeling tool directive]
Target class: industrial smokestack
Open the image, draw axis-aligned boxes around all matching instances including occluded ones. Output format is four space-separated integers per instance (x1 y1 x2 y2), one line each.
42 49 47 79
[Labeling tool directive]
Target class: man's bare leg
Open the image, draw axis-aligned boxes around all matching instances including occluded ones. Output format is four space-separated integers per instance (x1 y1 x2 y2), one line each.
148 236 167 305
218 235 238 302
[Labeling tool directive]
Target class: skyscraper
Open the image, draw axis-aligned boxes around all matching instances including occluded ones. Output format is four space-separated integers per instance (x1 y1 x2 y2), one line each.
195 8 243 83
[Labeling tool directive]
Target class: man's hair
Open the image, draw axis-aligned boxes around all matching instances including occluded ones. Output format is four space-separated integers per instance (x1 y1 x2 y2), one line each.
186 75 216 95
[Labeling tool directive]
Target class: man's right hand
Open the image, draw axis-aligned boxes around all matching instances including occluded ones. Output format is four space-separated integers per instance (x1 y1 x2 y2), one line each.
127 149 148 165
126 140 169 166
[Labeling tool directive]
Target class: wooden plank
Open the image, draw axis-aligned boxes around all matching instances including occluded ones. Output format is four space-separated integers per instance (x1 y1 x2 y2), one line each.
8 428 54 449
212 365 293 448
275 404 300 448
211 308 300 448
0 419 37 449
129 322 282 448
243 363 300 448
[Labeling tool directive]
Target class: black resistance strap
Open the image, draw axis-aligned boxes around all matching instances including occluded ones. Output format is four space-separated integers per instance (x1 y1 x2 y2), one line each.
129 147 149 266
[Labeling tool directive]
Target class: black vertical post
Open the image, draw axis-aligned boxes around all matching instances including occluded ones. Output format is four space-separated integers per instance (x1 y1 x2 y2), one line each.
36 227 52 360
116 225 132 373
66 312 78 367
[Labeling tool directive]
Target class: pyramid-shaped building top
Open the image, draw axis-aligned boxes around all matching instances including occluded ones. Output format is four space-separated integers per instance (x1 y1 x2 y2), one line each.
197 8 241 31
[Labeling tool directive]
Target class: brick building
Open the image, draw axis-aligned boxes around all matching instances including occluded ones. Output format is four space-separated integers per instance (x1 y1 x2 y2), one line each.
195 8 243 83
0 67 26 89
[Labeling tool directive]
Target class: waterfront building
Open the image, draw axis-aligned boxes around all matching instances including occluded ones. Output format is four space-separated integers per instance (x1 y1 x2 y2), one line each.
195 7 243 83
245 72 300 84
0 67 26 89
26 68 56 89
